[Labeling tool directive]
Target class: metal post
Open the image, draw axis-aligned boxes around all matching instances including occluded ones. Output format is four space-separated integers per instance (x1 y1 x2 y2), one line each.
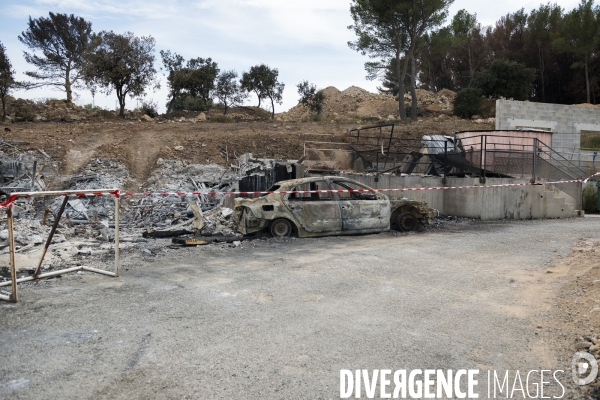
34 195 69 277
114 193 120 277
31 160 37 190
376 135 380 174
479 135 486 184
492 143 497 173
521 144 525 178
383 125 394 168
443 140 448 185
596 181 600 212
531 138 538 184
7 206 17 302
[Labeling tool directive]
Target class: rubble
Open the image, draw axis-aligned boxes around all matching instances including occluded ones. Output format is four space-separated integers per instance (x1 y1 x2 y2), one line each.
0 143 49 192
199 206 238 236
43 158 131 223
48 158 244 236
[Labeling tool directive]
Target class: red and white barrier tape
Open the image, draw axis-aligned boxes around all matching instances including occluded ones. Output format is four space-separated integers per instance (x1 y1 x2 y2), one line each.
1 173 597 209
0 194 18 209
584 171 600 183
0 190 118 209
119 182 539 197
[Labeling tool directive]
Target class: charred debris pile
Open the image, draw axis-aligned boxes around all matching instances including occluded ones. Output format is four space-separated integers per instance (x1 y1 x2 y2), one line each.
0 141 310 273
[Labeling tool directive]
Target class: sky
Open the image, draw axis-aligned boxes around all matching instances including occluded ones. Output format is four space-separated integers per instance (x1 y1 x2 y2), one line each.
0 0 584 114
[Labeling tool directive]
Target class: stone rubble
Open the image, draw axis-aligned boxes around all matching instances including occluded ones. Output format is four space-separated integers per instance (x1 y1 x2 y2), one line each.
0 152 257 282
0 145 50 192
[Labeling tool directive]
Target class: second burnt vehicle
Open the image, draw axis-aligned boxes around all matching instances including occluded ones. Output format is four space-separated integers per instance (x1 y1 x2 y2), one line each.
233 176 438 238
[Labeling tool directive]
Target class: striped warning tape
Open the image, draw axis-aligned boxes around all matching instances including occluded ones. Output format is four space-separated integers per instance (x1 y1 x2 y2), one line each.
0 194 18 209
0 190 119 209
119 182 539 197
584 171 600 183
0 173 597 208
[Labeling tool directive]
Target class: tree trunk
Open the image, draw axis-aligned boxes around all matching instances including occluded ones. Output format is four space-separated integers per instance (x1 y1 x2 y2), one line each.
539 46 545 103
65 65 72 103
428 60 433 91
409 47 418 121
1 95 6 121
397 51 408 121
467 42 474 79
166 89 180 114
117 87 125 116
270 96 275 119
585 55 591 104
257 92 261 108
395 51 402 117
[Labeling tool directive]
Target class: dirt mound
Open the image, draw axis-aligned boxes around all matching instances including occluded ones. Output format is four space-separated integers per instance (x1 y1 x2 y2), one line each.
0 116 493 186
278 86 455 122
321 86 342 97
3 95 275 124
438 89 457 98
575 103 600 108
4 96 125 123
168 106 272 122
341 86 370 97
207 106 272 121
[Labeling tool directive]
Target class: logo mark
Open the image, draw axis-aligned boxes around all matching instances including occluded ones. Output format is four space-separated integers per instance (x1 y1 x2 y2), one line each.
572 352 598 386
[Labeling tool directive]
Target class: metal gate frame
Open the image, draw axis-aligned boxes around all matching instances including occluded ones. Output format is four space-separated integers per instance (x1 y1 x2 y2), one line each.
0 189 121 303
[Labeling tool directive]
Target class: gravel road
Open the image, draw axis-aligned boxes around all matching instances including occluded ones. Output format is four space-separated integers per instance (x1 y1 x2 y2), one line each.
1 217 598 399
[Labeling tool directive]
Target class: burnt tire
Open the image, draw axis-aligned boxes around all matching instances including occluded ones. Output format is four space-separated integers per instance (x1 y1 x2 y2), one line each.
395 212 418 232
270 218 293 238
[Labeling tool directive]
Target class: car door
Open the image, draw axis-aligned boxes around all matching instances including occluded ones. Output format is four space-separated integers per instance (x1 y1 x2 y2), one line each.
331 180 390 232
283 180 342 234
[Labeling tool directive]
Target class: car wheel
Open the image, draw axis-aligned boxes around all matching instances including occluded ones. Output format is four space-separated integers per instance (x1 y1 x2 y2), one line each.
395 212 418 232
270 218 293 237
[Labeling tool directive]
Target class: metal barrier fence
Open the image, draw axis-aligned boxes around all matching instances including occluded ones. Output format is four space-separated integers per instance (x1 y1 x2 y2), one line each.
0 189 120 303
338 128 587 203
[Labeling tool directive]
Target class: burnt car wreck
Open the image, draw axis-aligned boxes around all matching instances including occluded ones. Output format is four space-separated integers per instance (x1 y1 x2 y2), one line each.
233 176 438 238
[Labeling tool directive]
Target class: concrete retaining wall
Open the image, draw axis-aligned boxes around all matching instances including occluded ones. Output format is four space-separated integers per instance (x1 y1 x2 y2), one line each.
223 173 581 220
341 173 580 220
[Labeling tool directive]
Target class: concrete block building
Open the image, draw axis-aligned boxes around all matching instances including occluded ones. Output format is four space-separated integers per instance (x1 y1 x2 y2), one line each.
495 100 600 167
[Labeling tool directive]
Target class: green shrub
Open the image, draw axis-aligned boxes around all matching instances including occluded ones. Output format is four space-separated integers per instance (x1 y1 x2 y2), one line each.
14 107 36 122
582 182 597 213
170 96 213 112
469 59 535 101
580 133 600 150
213 114 232 123
453 87 483 119
95 109 116 119
312 91 325 115
212 102 225 111
360 116 380 123
140 99 159 118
